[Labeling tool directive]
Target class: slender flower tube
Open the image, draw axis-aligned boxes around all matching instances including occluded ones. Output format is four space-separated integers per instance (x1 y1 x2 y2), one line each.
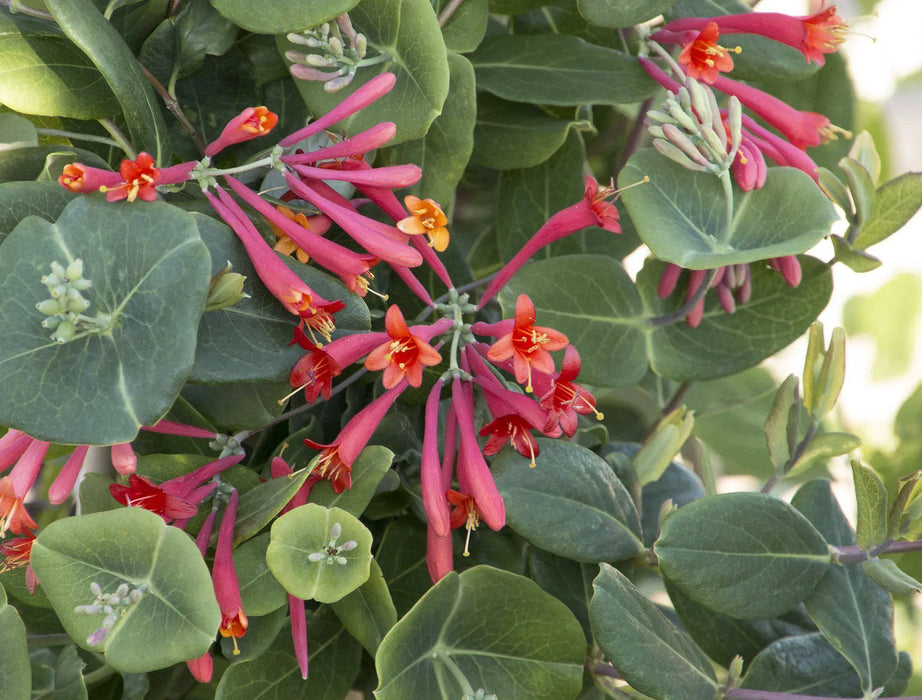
140 420 217 439
205 106 279 157
304 382 409 493
290 162 421 189
160 454 246 500
280 72 397 147
58 163 123 194
0 438 48 536
282 122 397 165
364 306 449 388
450 378 505 531
741 115 819 181
768 255 802 287
479 176 621 307
421 381 451 537
206 186 344 342
0 431 31 472
186 653 213 684
111 443 137 475
224 176 379 296
289 594 309 679
289 326 387 403
426 520 455 583
48 445 90 505
710 74 840 149
214 490 247 653
284 175 423 268
662 6 847 66
271 456 319 515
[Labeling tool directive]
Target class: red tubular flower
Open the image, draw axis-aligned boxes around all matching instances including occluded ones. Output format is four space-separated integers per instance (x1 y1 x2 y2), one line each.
768 255 802 287
710 74 840 149
109 474 199 521
421 380 451 537
446 489 483 559
0 430 31 472
663 6 847 66
289 594 309 679
205 106 279 157
478 176 620 308
671 23 738 84
0 438 49 537
100 152 161 203
304 383 408 493
186 653 213 684
111 442 137 475
740 115 819 181
48 445 90 505
280 72 397 147
364 306 446 389
479 415 540 467
731 136 768 191
58 163 122 194
533 346 603 438
476 295 569 393
206 186 344 342
271 455 320 515
213 490 247 654
0 529 37 593
140 420 217 439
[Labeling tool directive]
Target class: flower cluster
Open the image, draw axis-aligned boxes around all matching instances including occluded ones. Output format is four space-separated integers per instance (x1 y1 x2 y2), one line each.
639 5 850 326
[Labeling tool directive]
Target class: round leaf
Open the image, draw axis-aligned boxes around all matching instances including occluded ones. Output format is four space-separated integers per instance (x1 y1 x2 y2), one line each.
211 0 358 34
235 534 288 617
619 151 837 268
578 0 676 27
0 584 30 699
284 0 449 145
29 508 220 672
266 504 373 603
492 439 644 563
655 492 831 619
375 566 585 699
0 197 210 444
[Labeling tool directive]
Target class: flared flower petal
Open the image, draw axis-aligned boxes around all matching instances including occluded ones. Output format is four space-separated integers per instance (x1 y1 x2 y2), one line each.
364 305 444 388
205 106 279 157
100 152 161 202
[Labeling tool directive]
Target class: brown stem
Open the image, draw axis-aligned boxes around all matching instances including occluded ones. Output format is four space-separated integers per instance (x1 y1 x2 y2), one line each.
137 61 206 155
438 0 464 27
644 269 718 327
614 97 654 176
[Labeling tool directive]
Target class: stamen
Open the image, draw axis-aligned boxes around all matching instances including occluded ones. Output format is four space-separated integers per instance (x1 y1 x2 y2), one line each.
278 382 311 405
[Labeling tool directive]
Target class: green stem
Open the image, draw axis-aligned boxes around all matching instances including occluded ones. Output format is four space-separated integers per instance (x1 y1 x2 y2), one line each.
357 53 391 67
199 155 275 179
27 633 74 647
35 128 123 150
82 663 117 685
98 119 135 159
435 650 477 697
447 297 464 373
2 0 54 19
718 170 734 246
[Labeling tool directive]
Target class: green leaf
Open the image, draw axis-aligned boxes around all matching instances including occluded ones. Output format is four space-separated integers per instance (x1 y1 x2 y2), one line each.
51 645 88 700
437 0 488 53
495 130 585 263
375 517 432 616
839 157 877 229
0 14 119 120
791 479 898 695
763 374 799 473
493 439 644 563
375 566 585 699
284 0 449 146
266 504 373 603
471 94 588 170
861 558 922 596
218 605 288 664
639 256 833 382
212 0 358 33
851 460 889 550
469 35 655 106
786 432 860 478
235 534 288 616
577 0 678 28
854 172 922 250
665 578 810 670
375 52 476 208
309 445 394 517
0 181 76 240
589 565 718 699
0 144 109 184
330 559 397 655
741 632 863 697
0 112 38 149
191 212 369 383
499 255 647 387
830 234 882 273
620 152 838 268
0 584 30 699
182 381 289 432
640 461 705 546
215 606 362 699
30 508 219 672
655 492 831 619
528 549 597 639
234 467 313 546
0 197 210 444
45 0 170 162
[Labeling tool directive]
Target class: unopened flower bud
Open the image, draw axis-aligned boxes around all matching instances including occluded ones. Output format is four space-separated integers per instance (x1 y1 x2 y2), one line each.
328 36 344 57
51 320 76 343
205 264 249 311
666 99 699 134
646 110 675 125
653 139 710 172
661 125 711 167
65 259 84 281
354 34 367 59
36 299 63 315
324 73 355 93
306 54 337 68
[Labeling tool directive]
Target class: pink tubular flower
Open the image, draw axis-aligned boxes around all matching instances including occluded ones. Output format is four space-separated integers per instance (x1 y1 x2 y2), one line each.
206 186 344 342
186 652 213 684
450 378 505 531
475 295 569 393
663 6 847 66
710 74 839 149
282 122 398 165
478 176 621 308
101 153 160 203
271 455 319 516
205 106 279 157
304 382 408 493
731 136 768 191
427 521 455 584
0 529 37 593
741 115 820 181
364 306 449 389
289 594 309 679
280 72 397 147
58 163 123 194
109 474 199 521
421 381 451 537
213 490 247 654
0 439 49 537
140 420 217 439
224 177 380 296
290 162 421 190
48 445 90 505
284 175 423 269
658 264 754 327
111 443 137 475
768 255 802 287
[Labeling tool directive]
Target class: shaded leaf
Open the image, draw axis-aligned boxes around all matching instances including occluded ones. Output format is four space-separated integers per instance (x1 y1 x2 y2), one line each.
330 559 397 655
